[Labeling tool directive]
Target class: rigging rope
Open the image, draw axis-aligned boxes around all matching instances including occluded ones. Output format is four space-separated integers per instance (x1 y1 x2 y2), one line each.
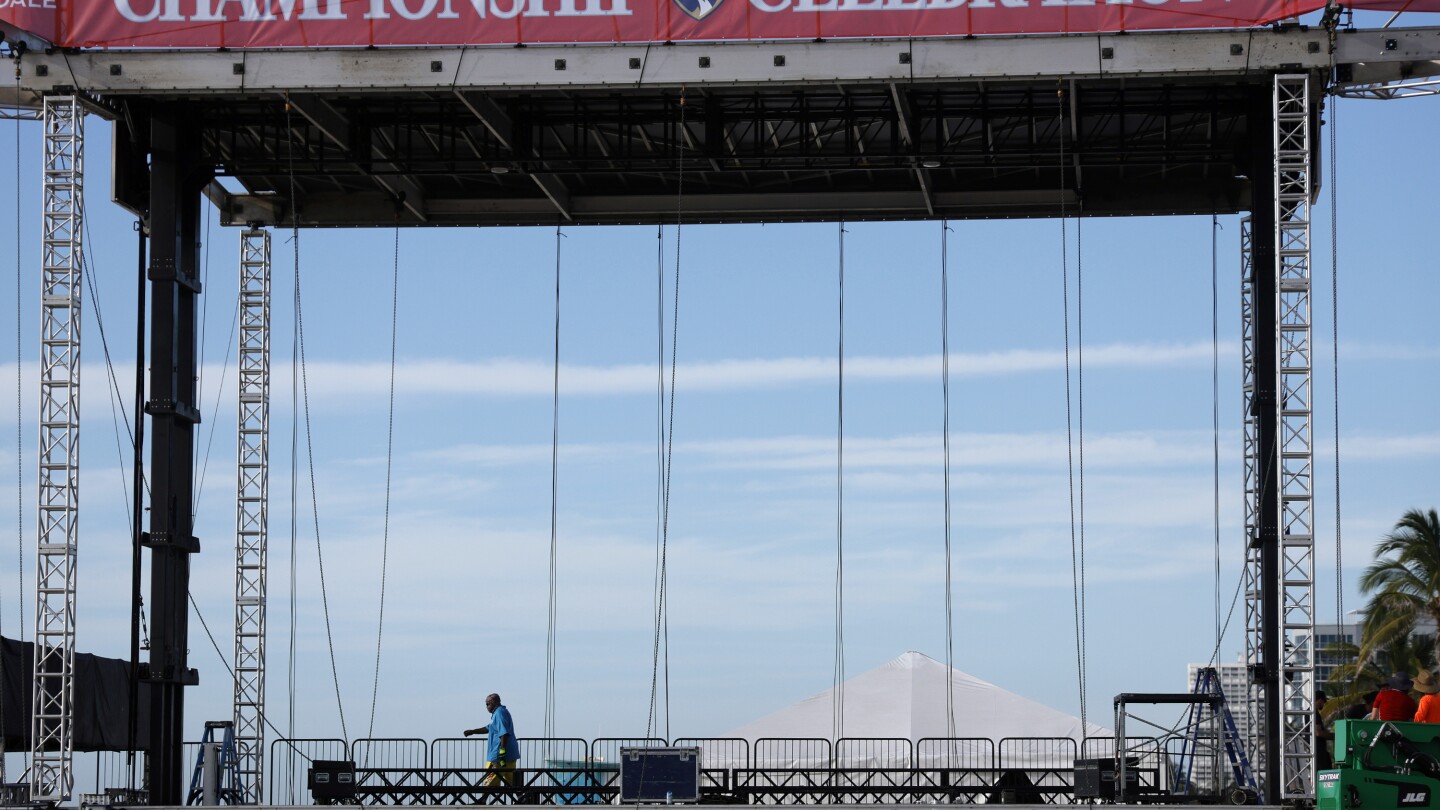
648 88 686 741
544 224 562 741
284 100 301 772
365 222 402 742
128 218 147 785
1 57 12 779
940 221 956 741
1329 95 1345 689
14 56 24 646
189 590 323 762
194 206 212 484
833 220 847 742
78 212 142 524
1212 214 1222 659
1076 217 1088 719
293 185 350 746
1058 84 1088 730
192 280 239 511
278 96 349 744
648 223 665 737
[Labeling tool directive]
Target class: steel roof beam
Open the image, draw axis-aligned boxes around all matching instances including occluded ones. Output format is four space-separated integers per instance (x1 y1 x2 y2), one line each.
456 89 572 219
286 94 428 221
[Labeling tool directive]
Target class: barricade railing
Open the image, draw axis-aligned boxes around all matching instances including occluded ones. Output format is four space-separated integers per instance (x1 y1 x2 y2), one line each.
835 737 912 769
352 738 430 800
262 734 1110 805
996 737 1077 805
673 737 749 790
353 738 430 771
914 737 995 801
269 737 349 805
754 737 832 769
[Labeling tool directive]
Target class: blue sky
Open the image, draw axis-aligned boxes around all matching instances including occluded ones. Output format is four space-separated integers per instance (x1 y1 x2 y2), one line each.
0 80 1437 784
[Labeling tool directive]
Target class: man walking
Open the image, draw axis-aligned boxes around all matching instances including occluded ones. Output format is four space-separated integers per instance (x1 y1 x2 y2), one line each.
464 693 519 786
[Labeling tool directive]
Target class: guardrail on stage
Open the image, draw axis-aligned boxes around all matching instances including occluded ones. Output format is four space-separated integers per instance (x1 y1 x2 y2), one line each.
76 734 1174 804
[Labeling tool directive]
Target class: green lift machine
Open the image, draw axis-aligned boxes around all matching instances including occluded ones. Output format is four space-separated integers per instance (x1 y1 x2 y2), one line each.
1320 721 1440 810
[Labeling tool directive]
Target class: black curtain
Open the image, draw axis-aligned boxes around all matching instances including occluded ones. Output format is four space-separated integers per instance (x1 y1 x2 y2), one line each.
1 636 150 751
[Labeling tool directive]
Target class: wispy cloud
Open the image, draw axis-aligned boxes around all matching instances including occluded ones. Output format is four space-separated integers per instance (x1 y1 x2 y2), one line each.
283 340 1227 398
1338 433 1440 460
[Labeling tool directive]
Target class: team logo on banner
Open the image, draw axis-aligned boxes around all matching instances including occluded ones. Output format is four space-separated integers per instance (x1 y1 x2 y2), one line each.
673 0 723 21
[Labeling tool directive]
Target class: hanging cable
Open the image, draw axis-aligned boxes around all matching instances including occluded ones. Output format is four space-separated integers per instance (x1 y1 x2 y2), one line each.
294 204 349 745
1 52 20 785
365 222 402 742
188 590 321 761
648 89 686 741
940 221 956 742
193 296 239 511
1212 214 1222 660
128 219 147 786
194 205 212 481
648 223 665 737
1076 216 1088 721
1058 83 1087 730
14 55 24 645
1329 95 1345 690
833 220 847 743
544 224 562 741
285 100 302 772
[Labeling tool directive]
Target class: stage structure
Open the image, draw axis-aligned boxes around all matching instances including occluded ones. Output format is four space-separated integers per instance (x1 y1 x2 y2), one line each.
3 4 1440 804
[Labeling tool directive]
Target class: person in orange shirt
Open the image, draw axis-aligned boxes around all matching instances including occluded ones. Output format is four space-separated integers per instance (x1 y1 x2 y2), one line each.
1414 671 1440 721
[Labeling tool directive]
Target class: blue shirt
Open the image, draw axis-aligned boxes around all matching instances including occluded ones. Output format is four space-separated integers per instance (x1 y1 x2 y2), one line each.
486 705 518 762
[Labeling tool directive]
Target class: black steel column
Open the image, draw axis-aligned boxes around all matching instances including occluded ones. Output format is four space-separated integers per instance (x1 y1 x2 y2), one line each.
1248 83 1281 805
144 106 208 805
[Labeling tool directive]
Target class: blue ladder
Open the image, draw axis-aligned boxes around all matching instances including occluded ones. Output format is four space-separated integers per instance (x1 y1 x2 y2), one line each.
186 720 246 805
1175 667 1263 803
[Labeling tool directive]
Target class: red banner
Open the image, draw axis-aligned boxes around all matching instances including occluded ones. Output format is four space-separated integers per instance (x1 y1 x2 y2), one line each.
0 0 1431 48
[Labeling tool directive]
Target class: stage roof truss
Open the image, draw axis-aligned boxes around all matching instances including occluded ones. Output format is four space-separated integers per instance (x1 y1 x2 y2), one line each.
3 26 1437 226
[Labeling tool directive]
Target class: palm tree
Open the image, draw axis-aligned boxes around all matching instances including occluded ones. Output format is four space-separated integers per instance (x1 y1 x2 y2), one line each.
1323 632 1435 718
1357 508 1440 678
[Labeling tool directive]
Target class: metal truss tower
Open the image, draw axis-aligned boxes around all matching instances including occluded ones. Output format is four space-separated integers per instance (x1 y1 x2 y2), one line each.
1273 73 1316 801
232 229 272 804
30 94 84 804
1239 215 1265 790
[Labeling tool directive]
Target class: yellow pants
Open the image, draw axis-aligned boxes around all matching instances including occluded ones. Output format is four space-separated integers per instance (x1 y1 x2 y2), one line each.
482 760 518 787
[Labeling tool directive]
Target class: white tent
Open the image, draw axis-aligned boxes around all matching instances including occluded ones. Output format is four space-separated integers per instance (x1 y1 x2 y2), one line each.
714 651 1109 768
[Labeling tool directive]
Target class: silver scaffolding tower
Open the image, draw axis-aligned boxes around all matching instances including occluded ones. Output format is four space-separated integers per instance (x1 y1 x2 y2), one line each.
1241 74 1317 803
1274 73 1316 801
30 94 84 804
232 229 272 804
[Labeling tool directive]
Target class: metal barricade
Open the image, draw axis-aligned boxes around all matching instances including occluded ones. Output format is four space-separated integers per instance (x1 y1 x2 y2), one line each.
835 738 912 769
589 738 664 789
269 737 349 805
916 737 995 803
742 738 835 802
673 738 749 790
996 737 1077 804
352 738 430 805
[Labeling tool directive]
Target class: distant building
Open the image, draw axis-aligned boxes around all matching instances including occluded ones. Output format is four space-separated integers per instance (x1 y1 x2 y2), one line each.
1308 623 1360 688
